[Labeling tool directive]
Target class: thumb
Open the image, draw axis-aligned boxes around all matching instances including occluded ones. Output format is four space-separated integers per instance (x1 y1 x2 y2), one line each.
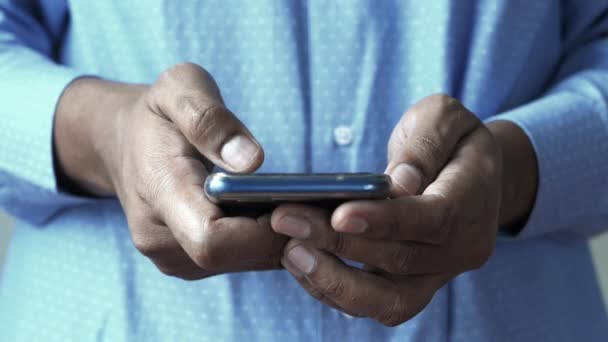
385 94 479 196
150 62 264 173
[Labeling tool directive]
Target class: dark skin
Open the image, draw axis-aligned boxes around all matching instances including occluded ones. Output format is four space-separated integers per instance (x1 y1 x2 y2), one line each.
55 63 287 279
272 94 538 325
55 64 537 324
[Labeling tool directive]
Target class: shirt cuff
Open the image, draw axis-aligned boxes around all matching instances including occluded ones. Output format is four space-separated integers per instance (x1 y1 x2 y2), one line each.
0 63 80 192
0 61 93 224
487 89 608 239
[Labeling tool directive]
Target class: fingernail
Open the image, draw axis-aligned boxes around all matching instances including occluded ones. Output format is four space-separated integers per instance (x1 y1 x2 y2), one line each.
335 217 368 234
287 246 316 275
276 216 311 239
390 164 422 195
220 134 259 171
281 256 304 277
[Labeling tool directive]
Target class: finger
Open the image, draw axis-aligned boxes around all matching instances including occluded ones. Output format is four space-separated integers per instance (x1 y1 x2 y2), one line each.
424 126 501 202
345 239 485 275
134 220 282 280
282 241 444 326
154 252 283 281
273 204 462 274
281 255 365 318
330 195 454 243
123 209 212 280
386 93 479 196
334 127 497 242
150 252 214 280
141 221 281 281
156 158 287 271
134 119 286 273
272 204 413 272
150 62 264 172
272 204 379 259
272 203 365 259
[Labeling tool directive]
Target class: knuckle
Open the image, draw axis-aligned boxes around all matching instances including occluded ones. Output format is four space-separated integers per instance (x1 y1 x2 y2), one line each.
133 177 155 203
134 168 174 212
408 134 443 175
156 264 182 278
429 93 457 112
178 273 207 281
174 62 211 80
155 63 211 95
427 93 478 134
411 134 442 158
141 86 160 111
389 244 416 274
189 221 221 270
430 92 452 101
191 243 220 270
165 62 203 80
378 295 409 327
156 264 207 281
173 61 201 71
186 101 224 142
157 63 185 87
156 69 173 88
318 278 346 299
131 233 158 257
306 286 327 302
381 314 407 327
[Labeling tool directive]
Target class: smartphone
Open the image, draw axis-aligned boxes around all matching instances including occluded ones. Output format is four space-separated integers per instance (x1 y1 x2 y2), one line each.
204 172 391 207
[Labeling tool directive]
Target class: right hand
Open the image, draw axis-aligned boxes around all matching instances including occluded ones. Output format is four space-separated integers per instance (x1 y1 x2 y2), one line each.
54 63 288 279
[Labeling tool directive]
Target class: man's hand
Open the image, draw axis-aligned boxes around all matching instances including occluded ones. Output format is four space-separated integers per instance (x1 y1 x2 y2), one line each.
54 63 287 279
271 94 537 325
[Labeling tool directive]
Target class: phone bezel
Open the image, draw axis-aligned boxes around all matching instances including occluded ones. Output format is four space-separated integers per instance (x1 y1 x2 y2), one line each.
204 172 391 204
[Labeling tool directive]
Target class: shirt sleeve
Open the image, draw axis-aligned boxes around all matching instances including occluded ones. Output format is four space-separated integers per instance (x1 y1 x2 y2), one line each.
489 8 608 239
0 1 91 225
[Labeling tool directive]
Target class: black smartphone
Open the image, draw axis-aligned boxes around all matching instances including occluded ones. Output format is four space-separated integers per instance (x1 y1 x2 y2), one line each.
204 172 391 213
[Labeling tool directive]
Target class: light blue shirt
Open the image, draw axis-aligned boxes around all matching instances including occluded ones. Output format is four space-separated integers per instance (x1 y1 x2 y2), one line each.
1 1 608 341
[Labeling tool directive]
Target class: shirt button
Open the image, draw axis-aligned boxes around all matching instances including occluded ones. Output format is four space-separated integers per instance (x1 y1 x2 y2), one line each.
333 125 353 146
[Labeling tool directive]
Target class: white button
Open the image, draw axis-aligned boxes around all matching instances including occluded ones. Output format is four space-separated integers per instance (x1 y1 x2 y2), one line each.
333 125 353 146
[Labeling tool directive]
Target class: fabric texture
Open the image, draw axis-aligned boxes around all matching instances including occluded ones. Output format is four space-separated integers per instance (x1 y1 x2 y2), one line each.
1 1 607 341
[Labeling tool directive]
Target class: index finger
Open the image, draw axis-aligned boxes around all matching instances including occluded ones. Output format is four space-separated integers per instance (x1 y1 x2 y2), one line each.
157 156 287 271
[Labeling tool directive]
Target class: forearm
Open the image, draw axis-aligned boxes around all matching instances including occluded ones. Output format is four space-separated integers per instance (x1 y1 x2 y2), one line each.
486 120 538 233
53 77 145 196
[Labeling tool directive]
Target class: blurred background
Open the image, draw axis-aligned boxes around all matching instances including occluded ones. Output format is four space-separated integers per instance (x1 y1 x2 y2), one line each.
1 209 607 310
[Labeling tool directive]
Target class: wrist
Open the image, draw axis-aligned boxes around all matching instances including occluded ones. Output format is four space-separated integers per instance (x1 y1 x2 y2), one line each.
486 120 539 233
54 77 145 196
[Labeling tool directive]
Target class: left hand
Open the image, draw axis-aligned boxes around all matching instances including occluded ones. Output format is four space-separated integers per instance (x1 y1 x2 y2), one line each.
271 94 504 326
